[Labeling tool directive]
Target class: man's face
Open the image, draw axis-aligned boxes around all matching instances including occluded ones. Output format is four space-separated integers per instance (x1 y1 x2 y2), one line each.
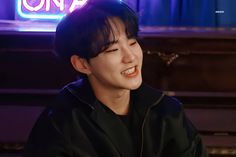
87 17 143 91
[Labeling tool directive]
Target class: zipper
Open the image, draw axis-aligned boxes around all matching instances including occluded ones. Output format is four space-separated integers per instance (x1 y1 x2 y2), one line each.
140 93 165 157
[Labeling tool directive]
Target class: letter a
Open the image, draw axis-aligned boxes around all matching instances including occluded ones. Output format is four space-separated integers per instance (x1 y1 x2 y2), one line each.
69 0 87 12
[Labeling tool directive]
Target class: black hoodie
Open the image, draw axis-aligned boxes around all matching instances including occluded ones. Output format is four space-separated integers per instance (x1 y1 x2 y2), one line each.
23 79 208 157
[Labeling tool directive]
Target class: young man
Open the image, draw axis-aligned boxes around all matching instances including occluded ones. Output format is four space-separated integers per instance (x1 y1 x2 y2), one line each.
23 0 208 157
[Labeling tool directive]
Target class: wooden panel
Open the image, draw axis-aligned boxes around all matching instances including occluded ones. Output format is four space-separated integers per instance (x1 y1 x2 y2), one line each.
142 53 236 92
1 25 236 156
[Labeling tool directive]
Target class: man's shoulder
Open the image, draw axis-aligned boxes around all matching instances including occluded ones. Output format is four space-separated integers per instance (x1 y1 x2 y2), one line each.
159 94 183 114
134 83 183 116
139 83 182 105
34 80 88 130
47 79 95 116
140 84 183 116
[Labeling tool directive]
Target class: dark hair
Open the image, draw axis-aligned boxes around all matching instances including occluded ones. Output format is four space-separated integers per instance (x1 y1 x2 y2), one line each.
54 0 138 62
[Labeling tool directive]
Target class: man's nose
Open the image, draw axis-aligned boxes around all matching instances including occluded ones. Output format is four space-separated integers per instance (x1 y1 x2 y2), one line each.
122 47 135 63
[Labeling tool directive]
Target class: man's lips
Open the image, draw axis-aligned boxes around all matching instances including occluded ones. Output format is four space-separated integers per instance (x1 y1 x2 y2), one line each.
121 66 139 77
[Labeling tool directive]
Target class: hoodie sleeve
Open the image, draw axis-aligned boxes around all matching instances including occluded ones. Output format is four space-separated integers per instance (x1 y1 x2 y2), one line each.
163 106 209 157
160 96 208 157
22 108 72 157
179 112 209 157
22 107 97 157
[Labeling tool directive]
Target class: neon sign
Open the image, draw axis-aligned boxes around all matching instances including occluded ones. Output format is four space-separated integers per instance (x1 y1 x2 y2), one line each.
16 0 87 20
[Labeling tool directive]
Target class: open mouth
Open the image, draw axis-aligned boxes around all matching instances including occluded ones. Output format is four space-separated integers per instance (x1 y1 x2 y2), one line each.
121 66 139 77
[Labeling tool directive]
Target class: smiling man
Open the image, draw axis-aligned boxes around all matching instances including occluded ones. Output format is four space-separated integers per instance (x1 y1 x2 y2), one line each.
23 0 208 157
71 17 143 115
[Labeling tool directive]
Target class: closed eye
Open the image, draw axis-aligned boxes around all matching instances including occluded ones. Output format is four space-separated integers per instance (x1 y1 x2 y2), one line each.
130 41 137 46
104 48 118 53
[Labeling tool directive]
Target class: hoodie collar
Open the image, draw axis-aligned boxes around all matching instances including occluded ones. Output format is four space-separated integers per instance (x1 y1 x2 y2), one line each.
64 78 97 110
62 79 164 157
64 78 164 112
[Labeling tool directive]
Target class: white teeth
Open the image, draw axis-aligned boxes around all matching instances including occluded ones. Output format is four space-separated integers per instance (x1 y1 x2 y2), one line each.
123 67 135 75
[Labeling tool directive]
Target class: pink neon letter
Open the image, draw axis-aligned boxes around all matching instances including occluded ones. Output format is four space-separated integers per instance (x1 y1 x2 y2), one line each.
46 0 65 11
23 0 45 11
69 0 87 12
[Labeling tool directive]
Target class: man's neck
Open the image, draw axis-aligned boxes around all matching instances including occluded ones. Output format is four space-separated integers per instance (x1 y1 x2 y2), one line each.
100 90 130 115
89 79 130 115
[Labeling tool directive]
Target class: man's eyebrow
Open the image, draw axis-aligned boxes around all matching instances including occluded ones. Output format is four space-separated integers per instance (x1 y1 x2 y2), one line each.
101 39 119 51
127 34 137 39
105 39 119 46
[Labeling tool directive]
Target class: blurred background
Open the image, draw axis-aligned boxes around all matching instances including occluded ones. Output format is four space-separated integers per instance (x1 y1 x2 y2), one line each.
0 0 236 156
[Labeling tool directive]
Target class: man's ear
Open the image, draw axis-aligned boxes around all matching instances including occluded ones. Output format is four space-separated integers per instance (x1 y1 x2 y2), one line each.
70 55 91 75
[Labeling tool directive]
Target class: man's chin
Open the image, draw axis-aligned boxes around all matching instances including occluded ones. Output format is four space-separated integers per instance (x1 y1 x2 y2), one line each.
128 80 142 90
